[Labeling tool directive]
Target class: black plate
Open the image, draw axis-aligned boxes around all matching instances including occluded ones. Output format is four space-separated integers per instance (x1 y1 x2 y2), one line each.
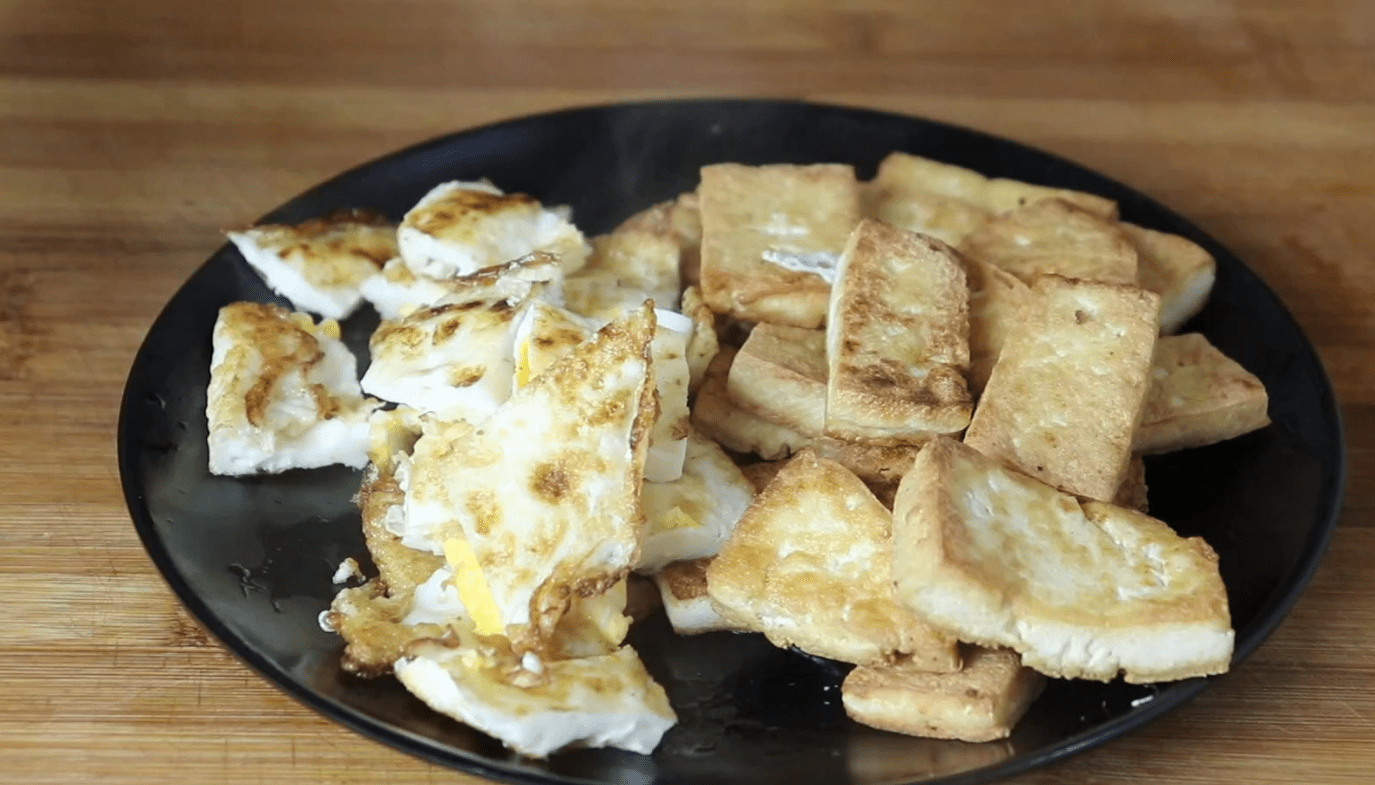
117 99 1344 785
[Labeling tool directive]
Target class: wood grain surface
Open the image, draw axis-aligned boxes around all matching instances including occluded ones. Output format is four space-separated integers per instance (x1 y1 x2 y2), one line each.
3 0 1374 782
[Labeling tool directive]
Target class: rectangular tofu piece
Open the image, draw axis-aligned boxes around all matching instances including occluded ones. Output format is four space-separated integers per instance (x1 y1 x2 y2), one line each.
728 322 831 435
398 180 589 279
695 348 925 485
862 185 993 247
1135 333 1270 454
964 275 1160 501
226 208 395 319
395 641 676 757
892 437 1234 683
825 220 972 441
965 258 1032 397
698 163 860 327
873 152 1118 219
843 646 1045 742
653 558 741 635
638 431 756 571
958 199 1138 285
207 302 379 475
1123 223 1217 334
707 450 959 670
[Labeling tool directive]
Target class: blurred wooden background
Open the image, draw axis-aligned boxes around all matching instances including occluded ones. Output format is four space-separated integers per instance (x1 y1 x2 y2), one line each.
2 0 1372 782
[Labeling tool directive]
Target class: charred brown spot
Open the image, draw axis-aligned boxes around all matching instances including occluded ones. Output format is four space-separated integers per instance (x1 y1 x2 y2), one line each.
465 490 501 536
586 393 629 427
1074 309 1089 324
434 315 465 343
449 365 486 388
530 460 575 503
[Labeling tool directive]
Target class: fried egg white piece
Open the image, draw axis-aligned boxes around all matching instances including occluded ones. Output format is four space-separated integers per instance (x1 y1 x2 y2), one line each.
360 299 530 422
653 558 740 635
637 430 755 571
643 308 694 483
394 641 676 757
417 305 657 649
398 181 590 280
394 418 477 554
226 209 396 320
207 302 379 476
512 301 600 389
362 252 566 320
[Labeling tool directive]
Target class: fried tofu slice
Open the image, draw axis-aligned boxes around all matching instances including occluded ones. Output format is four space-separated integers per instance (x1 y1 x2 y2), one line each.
873 152 1118 219
825 220 972 441
206 302 379 475
226 208 395 319
893 437 1233 683
1114 455 1149 513
964 276 1160 502
965 258 1033 396
728 322 831 435
653 558 741 635
1136 333 1270 454
843 646 1045 743
638 431 756 571
698 163 860 327
395 640 676 757
398 180 589 279
1123 223 1217 335
862 185 993 247
694 347 925 485
615 191 704 286
958 199 1138 285
680 285 720 394
707 450 959 670
403 305 657 651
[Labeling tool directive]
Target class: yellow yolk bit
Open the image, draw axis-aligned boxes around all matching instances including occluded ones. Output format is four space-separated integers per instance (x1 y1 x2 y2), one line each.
443 537 504 636
516 340 532 388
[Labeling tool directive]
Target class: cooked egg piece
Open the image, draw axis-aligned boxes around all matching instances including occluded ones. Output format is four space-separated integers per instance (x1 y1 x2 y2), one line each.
359 257 459 320
394 642 676 757
226 208 396 320
511 301 599 389
396 418 477 554
398 181 589 280
637 430 755 571
360 299 530 422
644 308 694 483
206 302 379 476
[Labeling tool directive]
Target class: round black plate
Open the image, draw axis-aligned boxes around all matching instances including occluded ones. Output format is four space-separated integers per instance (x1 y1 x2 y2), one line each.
117 99 1344 785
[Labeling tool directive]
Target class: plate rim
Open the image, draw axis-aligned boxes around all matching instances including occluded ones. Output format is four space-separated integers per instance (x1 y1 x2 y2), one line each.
116 96 1347 785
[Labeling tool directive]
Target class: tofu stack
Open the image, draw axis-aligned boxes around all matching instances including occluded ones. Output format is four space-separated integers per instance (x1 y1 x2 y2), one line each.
682 157 1269 742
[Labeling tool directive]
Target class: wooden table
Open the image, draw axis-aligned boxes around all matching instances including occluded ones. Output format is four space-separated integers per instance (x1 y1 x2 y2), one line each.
4 0 1373 782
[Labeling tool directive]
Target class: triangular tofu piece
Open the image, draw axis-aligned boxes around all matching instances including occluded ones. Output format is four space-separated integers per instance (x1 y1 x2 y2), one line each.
563 229 682 321
825 219 972 441
958 199 1138 285
892 437 1233 683
614 190 703 285
1123 224 1217 335
698 163 860 328
653 557 742 635
964 275 1160 502
408 304 657 650
226 208 395 319
843 646 1045 742
1135 333 1270 454
395 640 676 757
707 449 959 669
